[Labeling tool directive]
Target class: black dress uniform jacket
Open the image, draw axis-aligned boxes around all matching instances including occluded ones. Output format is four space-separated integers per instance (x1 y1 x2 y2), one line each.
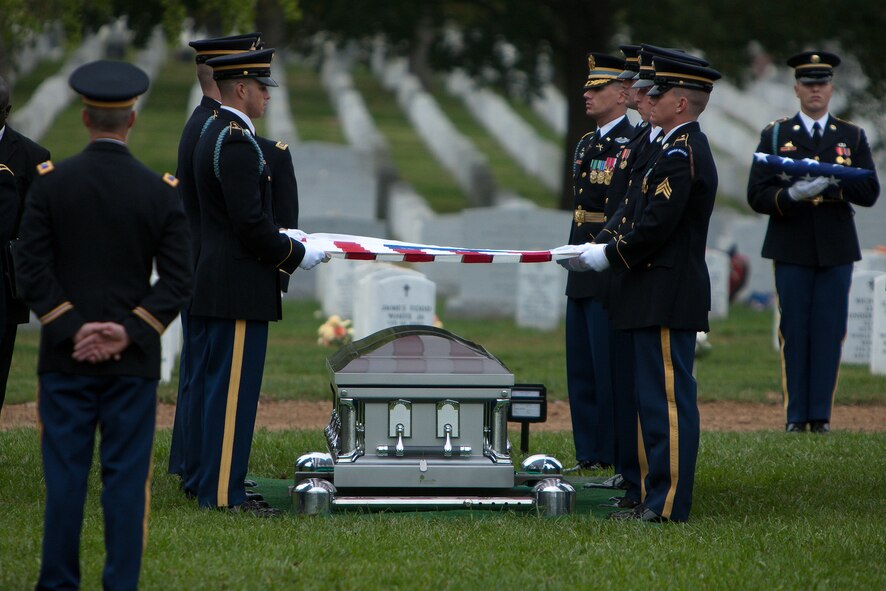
14 141 193 378
593 121 654 308
0 166 18 325
567 116 634 299
603 121 717 332
190 109 304 321
747 114 879 266
0 124 50 212
177 95 219 262
0 125 50 324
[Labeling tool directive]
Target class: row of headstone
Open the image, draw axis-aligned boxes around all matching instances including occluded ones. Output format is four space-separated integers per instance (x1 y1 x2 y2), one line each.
132 27 168 115
444 70 563 193
530 83 567 138
370 43 497 207
265 56 299 146
320 43 388 160
11 29 64 83
10 26 112 141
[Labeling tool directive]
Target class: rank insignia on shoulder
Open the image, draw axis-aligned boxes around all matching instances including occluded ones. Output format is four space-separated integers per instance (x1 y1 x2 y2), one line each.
665 147 689 158
37 160 55 175
162 172 179 188
673 133 689 146
655 178 672 199
275 141 289 151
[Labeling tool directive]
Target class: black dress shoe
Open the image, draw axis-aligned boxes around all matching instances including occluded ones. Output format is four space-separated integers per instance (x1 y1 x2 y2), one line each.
786 422 807 433
243 479 258 488
809 420 830 433
563 460 607 473
584 473 627 489
601 495 639 509
224 499 280 517
245 491 265 502
607 504 667 522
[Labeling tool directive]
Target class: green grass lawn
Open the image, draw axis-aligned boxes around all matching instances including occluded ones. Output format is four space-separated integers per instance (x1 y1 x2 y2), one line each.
6 300 886 407
286 60 346 144
0 428 883 590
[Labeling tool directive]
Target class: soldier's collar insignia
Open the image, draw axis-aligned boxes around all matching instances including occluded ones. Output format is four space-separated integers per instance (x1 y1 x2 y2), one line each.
275 140 288 150
162 172 179 187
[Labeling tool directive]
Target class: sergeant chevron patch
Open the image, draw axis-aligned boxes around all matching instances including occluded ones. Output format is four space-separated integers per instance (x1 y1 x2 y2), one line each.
655 178 672 199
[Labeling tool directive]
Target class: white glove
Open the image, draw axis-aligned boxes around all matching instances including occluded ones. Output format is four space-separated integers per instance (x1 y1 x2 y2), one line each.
298 242 330 270
787 176 829 200
578 243 610 271
556 243 593 272
281 228 308 242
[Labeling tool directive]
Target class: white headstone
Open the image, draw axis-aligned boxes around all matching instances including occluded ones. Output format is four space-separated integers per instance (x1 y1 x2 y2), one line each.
317 259 376 319
705 249 731 320
857 249 886 274
443 205 571 317
842 270 882 365
870 274 886 375
352 271 436 340
160 314 183 384
515 263 566 330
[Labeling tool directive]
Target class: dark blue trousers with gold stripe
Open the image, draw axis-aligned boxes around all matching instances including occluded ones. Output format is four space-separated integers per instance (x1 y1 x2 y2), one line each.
168 311 209 496
37 372 156 591
196 317 268 508
633 327 698 522
774 262 852 425
611 328 642 503
565 297 615 466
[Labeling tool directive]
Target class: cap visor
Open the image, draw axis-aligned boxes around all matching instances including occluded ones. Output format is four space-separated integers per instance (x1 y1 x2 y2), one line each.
797 75 832 85
646 84 670 97
632 79 654 89
257 76 278 87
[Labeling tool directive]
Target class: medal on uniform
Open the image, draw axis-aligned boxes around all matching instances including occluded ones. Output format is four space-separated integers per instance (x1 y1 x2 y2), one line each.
836 143 851 166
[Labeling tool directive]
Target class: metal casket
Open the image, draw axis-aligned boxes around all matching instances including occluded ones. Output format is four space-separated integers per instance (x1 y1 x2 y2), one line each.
324 325 514 489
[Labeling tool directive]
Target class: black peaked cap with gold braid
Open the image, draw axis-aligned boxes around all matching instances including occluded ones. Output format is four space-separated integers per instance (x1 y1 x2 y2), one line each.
68 60 149 109
584 52 625 89
206 48 278 87
648 55 721 96
189 33 262 64
787 50 841 83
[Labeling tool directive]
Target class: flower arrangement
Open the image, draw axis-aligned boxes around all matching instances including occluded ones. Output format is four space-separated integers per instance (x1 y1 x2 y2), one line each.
317 315 354 347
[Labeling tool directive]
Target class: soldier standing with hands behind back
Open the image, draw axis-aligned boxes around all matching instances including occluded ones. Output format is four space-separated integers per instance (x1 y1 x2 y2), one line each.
15 60 192 591
747 51 879 434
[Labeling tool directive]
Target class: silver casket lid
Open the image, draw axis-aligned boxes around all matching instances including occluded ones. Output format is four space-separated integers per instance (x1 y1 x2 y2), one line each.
327 325 514 387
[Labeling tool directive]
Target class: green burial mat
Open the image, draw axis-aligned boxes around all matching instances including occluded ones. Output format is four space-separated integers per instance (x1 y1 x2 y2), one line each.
247 475 625 519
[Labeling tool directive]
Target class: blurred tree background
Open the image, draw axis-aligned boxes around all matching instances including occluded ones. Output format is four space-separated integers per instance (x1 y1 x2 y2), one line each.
2 0 882 206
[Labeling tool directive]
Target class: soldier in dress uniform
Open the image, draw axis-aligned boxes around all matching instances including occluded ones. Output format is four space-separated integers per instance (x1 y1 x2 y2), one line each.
15 60 192 590
586 45 711 510
562 52 634 473
0 75 51 413
190 48 327 514
747 51 879 433
168 32 262 494
569 55 722 522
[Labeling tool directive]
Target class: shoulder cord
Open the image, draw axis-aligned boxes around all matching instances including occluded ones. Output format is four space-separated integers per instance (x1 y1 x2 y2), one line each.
213 127 265 180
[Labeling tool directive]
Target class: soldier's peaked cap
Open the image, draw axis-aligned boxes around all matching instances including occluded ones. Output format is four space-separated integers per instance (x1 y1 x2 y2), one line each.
69 60 149 108
787 50 840 83
618 45 642 79
633 46 708 88
189 33 262 64
584 52 625 89
647 55 721 96
207 48 278 87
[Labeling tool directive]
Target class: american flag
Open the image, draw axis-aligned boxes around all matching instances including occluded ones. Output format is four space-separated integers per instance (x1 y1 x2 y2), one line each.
282 232 585 263
753 152 874 182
